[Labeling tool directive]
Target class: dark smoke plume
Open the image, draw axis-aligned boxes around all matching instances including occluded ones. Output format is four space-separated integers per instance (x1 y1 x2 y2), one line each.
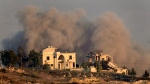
3 5 150 75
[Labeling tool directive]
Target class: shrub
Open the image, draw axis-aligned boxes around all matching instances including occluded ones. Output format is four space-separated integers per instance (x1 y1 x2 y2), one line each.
130 68 136 76
0 68 6 73
143 70 149 78
43 64 50 70
30 71 40 78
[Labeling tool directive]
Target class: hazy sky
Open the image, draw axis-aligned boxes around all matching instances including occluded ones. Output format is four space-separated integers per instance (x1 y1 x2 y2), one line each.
1 0 150 49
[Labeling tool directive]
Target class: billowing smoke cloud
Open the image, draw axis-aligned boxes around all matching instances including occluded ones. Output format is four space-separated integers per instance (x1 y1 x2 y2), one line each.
5 5 149 75
18 5 87 52
92 12 133 63
91 12 150 72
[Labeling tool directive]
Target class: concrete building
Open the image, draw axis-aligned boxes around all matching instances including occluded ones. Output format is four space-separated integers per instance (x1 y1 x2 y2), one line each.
87 52 128 75
42 46 76 70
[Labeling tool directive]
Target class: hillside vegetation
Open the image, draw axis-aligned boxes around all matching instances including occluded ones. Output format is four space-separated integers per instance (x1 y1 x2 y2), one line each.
0 67 150 84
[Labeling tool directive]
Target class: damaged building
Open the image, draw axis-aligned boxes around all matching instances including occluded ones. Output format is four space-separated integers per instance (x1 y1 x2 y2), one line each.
86 51 128 75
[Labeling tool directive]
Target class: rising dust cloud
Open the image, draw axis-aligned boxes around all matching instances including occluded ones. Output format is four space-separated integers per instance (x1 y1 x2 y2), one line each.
16 5 150 75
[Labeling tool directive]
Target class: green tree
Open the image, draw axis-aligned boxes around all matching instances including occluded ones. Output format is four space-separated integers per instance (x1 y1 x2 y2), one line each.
17 46 26 67
130 68 136 76
43 64 50 70
1 50 18 67
95 61 102 73
81 62 88 70
28 50 41 68
143 70 149 78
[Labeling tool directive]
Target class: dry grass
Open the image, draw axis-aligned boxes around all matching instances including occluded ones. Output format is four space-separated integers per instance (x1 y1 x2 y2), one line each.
1 68 144 84
0 68 75 84
69 77 107 84
0 70 49 84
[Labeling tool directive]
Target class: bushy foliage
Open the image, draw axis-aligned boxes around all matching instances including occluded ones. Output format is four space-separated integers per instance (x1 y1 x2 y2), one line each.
95 61 102 73
1 50 18 67
130 68 136 76
28 50 41 68
81 62 88 70
143 70 149 78
0 68 6 73
17 46 26 67
43 64 50 70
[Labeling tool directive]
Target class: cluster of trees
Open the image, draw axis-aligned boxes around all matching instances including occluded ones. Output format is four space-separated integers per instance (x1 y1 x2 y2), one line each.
128 68 136 76
143 70 149 78
127 68 149 77
81 61 102 73
0 46 41 68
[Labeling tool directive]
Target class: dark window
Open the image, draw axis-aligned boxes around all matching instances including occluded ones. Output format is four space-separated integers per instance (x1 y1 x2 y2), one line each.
98 56 100 60
96 56 98 61
51 64 53 66
69 55 72 59
76 64 79 68
73 62 75 67
66 64 68 66
47 56 50 60
102 58 104 61
54 55 56 58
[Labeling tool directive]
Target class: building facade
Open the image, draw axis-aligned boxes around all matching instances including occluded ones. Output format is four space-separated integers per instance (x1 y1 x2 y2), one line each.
42 46 76 70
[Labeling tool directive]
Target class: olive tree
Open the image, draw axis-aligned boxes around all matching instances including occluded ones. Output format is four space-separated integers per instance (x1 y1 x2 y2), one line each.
28 50 41 68
1 50 18 67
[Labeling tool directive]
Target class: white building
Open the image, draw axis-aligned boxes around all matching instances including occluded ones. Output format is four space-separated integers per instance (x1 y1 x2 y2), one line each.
42 46 76 70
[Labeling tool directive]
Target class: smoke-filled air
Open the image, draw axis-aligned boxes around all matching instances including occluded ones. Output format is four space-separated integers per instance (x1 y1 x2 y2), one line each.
13 5 150 74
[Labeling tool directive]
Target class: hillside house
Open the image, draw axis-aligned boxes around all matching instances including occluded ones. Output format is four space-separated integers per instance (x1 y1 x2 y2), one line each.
42 46 76 70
